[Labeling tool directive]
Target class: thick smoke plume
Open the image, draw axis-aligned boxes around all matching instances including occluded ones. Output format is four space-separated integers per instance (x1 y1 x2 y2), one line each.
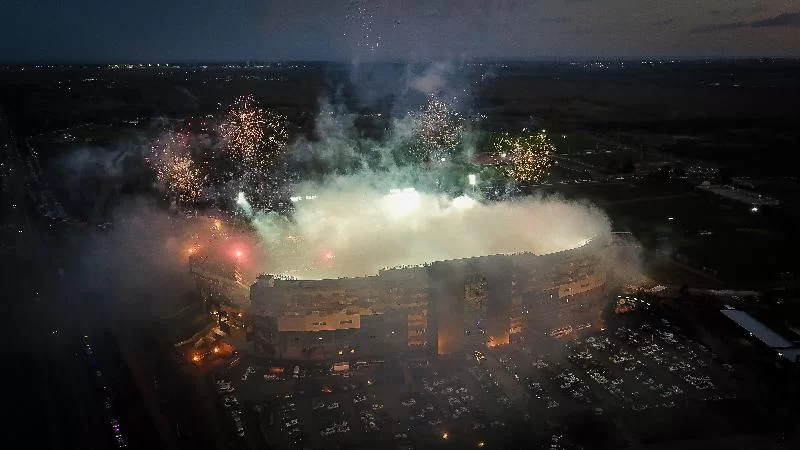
250 173 611 279
240 63 614 279
50 61 629 307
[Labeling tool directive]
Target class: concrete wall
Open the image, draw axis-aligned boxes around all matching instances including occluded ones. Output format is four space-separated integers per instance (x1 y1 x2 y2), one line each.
249 241 608 359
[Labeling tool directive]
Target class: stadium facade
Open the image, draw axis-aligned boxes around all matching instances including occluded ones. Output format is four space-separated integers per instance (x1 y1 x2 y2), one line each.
248 239 608 359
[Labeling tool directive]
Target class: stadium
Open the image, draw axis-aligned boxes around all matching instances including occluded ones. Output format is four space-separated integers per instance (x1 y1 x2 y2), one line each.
248 237 609 360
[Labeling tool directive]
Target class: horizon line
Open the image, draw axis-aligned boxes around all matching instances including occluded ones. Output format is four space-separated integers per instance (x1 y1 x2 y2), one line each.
2 56 800 66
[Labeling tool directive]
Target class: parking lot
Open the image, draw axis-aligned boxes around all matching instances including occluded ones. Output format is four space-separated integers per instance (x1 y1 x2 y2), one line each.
488 313 760 446
209 310 764 449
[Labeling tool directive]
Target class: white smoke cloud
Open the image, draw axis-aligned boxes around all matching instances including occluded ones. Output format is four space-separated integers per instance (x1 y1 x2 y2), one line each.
409 62 452 95
250 172 611 279
247 62 613 280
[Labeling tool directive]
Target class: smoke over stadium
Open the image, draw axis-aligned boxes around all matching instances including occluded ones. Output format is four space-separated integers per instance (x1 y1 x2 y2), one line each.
248 175 611 279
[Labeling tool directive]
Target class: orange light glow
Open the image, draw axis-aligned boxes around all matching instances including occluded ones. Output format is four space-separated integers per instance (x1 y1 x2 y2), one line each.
442 432 449 440
191 354 200 362
213 346 220 354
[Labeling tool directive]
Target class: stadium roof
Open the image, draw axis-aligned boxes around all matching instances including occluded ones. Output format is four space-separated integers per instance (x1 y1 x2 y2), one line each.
720 309 794 349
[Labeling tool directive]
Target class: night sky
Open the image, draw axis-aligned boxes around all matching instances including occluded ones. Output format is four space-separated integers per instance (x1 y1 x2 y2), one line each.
1 0 798 62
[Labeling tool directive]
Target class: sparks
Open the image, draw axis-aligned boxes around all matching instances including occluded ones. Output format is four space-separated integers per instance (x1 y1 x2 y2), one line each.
220 94 288 174
148 131 204 203
411 96 464 163
492 129 554 184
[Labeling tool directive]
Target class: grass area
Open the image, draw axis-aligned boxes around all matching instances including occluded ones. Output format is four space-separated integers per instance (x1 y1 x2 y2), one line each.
552 181 799 287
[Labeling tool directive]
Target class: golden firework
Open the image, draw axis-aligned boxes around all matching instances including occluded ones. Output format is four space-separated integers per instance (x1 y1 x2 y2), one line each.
220 94 288 172
493 129 554 183
148 131 203 203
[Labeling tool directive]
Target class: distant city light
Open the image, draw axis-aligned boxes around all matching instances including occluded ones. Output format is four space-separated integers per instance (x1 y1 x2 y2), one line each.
750 206 759 213
667 217 674 221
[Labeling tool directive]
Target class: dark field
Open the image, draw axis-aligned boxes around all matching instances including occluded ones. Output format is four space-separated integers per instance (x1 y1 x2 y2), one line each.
2 60 799 173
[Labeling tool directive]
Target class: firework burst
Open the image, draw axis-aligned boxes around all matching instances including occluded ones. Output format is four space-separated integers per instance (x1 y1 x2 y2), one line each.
220 94 288 173
493 129 554 183
345 0 382 53
148 131 204 203
411 97 463 163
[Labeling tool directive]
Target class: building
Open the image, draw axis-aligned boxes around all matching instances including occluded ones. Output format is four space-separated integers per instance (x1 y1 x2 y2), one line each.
249 239 609 360
721 308 800 364
190 255 250 309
